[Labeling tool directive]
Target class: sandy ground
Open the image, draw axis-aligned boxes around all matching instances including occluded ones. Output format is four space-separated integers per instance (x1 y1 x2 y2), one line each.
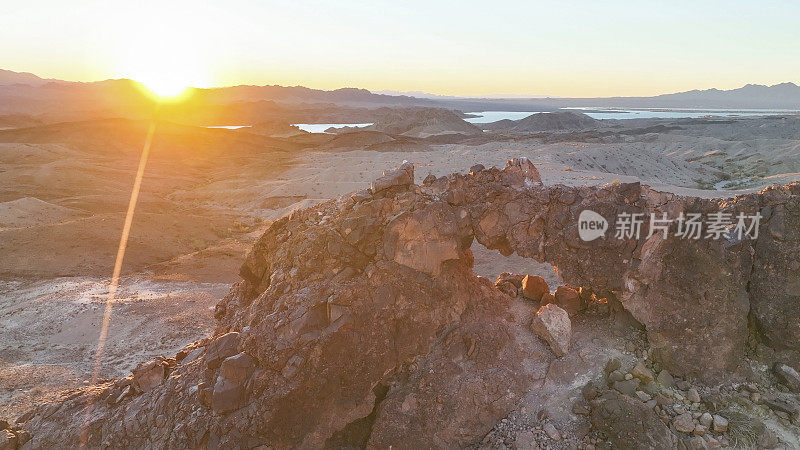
0 277 228 418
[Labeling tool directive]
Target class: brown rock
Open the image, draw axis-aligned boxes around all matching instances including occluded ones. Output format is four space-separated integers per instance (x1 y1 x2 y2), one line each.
531 303 571 357
220 353 256 382
572 401 590 415
211 376 246 413
131 359 166 393
620 234 750 380
657 370 674 388
469 164 485 175
631 361 654 384
613 379 639 396
554 285 582 315
521 275 549 302
502 157 542 186
540 292 555 306
370 161 414 194
749 194 800 353
687 388 701 403
673 413 695 433
496 272 525 288
496 281 518 297
514 430 539 449
210 351 257 413
205 332 240 369
13 430 29 447
689 435 709 450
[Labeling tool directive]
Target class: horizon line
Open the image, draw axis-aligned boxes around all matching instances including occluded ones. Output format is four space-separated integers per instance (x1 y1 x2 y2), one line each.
2 67 799 101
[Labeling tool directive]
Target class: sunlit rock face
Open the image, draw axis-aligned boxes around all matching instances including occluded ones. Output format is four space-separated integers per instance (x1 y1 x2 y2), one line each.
17 159 800 448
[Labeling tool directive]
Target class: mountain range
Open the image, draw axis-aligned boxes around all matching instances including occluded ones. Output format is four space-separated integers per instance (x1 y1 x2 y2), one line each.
1 68 798 118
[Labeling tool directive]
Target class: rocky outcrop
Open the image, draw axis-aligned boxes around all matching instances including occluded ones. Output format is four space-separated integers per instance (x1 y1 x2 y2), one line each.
749 190 800 353
13 159 800 448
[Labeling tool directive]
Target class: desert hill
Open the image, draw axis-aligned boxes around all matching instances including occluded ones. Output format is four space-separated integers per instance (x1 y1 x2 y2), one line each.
485 111 600 133
0 118 297 161
365 107 483 137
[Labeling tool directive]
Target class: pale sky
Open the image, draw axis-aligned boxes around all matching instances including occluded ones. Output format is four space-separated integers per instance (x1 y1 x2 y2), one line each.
3 0 799 97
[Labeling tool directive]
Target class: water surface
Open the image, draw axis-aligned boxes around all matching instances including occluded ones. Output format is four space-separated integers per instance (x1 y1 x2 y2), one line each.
293 123 373 133
465 108 799 122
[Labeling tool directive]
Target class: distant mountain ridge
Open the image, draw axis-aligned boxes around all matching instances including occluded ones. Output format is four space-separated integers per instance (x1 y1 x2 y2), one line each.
1 67 798 112
0 69 48 86
643 82 800 109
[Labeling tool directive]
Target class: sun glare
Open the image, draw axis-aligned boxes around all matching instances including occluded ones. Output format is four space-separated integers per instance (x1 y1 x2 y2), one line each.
143 76 191 98
115 30 211 101
130 60 209 101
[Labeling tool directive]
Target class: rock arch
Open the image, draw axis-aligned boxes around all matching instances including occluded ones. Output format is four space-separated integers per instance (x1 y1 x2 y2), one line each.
15 159 800 448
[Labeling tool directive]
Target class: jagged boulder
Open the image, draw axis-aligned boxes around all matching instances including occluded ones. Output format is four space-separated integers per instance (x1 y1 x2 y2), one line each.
531 303 571 357
131 358 167 393
554 285 582 315
210 353 257 413
501 157 542 187
370 161 414 194
521 274 549 301
205 332 241 369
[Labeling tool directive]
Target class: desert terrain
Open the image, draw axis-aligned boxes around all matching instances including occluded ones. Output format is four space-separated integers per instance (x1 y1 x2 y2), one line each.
2 95 800 448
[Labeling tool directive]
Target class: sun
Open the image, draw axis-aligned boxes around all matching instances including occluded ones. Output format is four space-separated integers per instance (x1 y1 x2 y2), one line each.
141 75 192 99
114 31 212 101
134 69 200 101
127 56 210 101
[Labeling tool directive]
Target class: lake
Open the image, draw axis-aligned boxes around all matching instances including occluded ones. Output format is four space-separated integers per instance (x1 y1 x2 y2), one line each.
465 108 799 122
563 107 799 120
293 123 373 133
207 108 799 133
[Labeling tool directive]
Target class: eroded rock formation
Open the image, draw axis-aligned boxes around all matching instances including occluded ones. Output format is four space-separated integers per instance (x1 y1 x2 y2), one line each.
12 159 800 448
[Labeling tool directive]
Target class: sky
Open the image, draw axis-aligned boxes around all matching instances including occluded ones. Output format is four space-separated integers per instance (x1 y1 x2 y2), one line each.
3 0 800 97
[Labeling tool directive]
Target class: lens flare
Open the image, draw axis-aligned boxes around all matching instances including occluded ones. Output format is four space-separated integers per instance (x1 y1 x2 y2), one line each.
79 115 158 448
